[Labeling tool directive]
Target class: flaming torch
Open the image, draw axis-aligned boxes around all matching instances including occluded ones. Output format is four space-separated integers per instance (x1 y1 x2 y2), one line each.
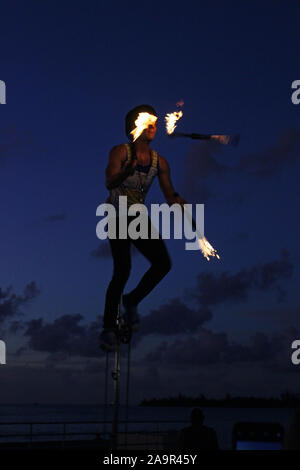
184 206 220 261
165 110 183 135
165 104 221 260
131 112 158 142
165 105 240 146
170 131 240 146
165 103 222 260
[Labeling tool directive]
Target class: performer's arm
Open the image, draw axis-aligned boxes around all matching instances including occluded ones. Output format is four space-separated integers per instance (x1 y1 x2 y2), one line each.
158 155 186 207
105 145 137 190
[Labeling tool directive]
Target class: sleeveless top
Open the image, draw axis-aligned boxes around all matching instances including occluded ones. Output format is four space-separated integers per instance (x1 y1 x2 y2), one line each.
106 143 160 215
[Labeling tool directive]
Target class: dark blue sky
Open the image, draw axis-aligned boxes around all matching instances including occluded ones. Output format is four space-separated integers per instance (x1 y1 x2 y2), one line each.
0 0 299 404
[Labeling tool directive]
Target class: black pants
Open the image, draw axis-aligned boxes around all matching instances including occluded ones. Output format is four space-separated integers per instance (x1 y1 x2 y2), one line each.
103 215 172 329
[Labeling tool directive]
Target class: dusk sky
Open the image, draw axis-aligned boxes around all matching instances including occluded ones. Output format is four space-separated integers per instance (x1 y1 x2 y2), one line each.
0 0 300 405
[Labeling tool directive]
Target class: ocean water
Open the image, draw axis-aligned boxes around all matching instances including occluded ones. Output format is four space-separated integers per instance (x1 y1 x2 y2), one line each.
0 404 294 450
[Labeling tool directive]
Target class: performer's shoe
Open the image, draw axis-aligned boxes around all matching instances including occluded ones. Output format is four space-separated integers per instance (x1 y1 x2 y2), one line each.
122 295 140 332
99 329 118 352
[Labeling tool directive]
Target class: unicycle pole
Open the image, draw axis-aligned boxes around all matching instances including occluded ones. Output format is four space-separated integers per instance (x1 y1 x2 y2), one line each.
111 302 121 449
109 296 133 450
124 339 131 446
103 351 109 440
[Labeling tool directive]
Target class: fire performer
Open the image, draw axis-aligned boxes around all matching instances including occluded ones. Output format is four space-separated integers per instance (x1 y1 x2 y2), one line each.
99 104 187 352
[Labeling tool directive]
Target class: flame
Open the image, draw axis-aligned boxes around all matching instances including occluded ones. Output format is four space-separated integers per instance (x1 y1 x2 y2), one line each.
176 99 184 107
210 135 230 145
165 110 183 135
131 113 158 142
184 206 220 261
197 237 220 261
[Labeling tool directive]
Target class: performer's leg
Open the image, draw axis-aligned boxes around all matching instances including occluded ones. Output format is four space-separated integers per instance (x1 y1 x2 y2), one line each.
103 236 131 329
124 218 171 306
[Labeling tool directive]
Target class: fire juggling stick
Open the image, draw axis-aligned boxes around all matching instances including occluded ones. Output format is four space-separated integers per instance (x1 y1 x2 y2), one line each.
165 109 240 146
183 206 220 261
169 131 240 147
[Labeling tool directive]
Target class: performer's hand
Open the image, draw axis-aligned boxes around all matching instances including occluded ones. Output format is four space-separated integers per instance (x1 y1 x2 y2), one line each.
175 196 187 209
167 195 187 208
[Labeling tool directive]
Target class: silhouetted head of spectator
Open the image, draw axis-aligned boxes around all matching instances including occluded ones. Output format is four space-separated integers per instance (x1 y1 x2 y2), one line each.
190 408 204 425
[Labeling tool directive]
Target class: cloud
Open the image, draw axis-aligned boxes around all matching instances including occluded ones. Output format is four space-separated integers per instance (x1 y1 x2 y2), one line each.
139 297 212 336
242 305 300 327
24 314 101 358
145 328 228 365
1 334 298 405
144 325 298 369
20 298 212 357
7 300 300 404
237 128 300 178
188 249 293 306
0 281 40 324
11 250 293 364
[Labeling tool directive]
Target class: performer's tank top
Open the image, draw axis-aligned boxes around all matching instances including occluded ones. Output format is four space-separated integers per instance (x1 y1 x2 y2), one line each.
106 143 160 215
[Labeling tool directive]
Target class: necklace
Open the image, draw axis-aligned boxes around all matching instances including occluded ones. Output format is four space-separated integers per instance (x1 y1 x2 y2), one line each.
137 170 145 203
132 146 152 203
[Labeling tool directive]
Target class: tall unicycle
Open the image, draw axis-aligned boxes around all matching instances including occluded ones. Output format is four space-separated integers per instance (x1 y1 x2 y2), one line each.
111 302 121 450
111 298 132 449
